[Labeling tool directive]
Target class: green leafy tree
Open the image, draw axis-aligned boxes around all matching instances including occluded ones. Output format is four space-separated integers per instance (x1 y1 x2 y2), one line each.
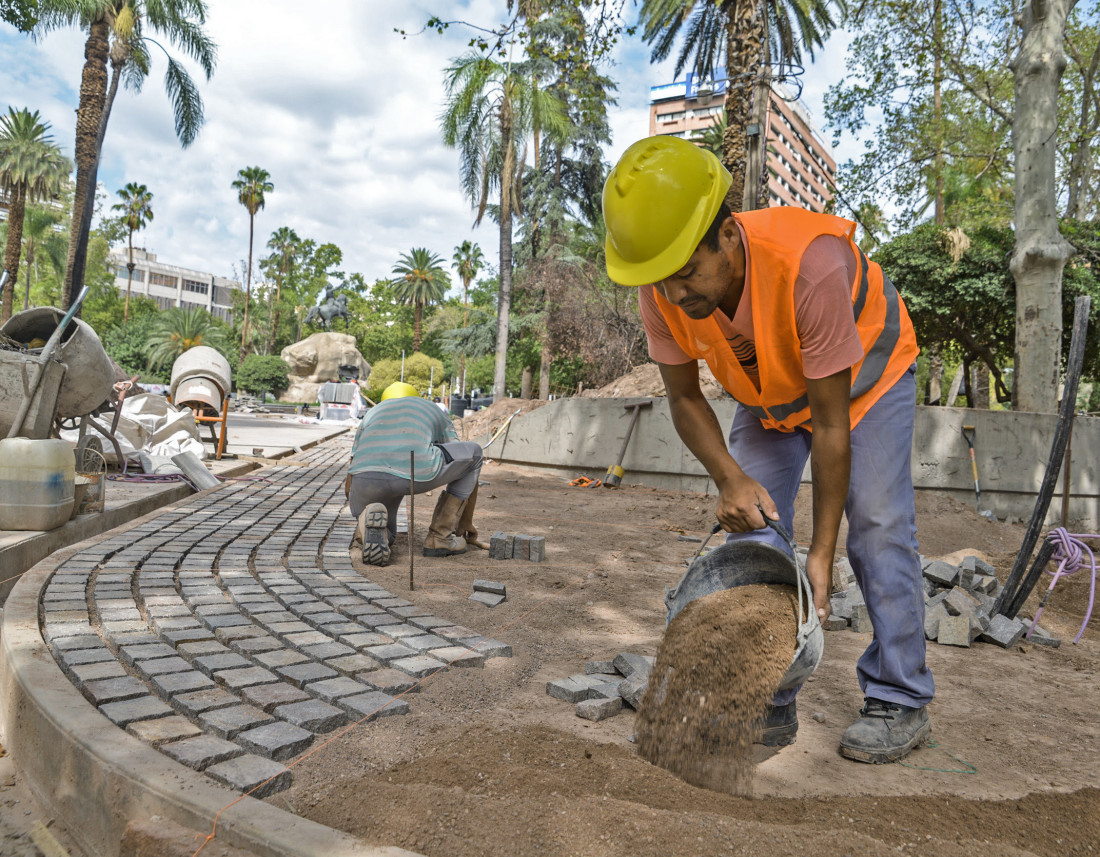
231 165 273 360
17 203 68 312
34 0 216 312
99 311 164 381
440 51 567 399
451 240 484 392
366 353 446 402
344 277 415 366
236 354 290 398
0 107 70 321
391 247 450 352
2 0 38 30
639 0 843 211
262 226 300 354
145 305 229 371
111 181 153 321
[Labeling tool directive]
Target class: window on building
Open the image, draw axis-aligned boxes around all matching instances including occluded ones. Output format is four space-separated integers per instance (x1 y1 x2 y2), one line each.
154 295 175 310
182 278 209 295
657 111 685 122
149 272 177 288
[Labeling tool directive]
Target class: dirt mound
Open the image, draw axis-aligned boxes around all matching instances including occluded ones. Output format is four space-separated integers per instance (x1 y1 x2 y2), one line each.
578 361 728 399
454 398 551 443
636 584 798 796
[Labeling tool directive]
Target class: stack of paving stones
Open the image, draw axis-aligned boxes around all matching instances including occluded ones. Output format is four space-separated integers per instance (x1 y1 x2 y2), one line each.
488 532 546 561
825 553 1059 649
545 652 655 722
469 580 506 608
41 440 510 798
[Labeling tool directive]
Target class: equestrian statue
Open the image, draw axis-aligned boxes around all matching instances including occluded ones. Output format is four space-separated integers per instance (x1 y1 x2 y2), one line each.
305 287 350 331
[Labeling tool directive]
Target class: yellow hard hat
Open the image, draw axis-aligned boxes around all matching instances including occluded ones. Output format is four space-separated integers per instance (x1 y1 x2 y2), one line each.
381 381 419 400
602 136 732 286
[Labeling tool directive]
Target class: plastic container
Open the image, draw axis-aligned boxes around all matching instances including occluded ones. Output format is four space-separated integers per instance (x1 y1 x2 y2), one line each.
170 346 232 402
0 438 75 531
664 523 823 692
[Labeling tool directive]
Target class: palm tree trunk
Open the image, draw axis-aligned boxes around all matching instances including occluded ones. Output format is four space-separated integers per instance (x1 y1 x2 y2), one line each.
721 6 765 213
269 267 284 354
1 184 26 322
413 303 423 352
492 100 516 401
62 16 109 311
241 214 254 362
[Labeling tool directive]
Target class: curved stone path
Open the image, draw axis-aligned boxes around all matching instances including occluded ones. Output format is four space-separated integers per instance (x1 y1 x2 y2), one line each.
36 439 510 798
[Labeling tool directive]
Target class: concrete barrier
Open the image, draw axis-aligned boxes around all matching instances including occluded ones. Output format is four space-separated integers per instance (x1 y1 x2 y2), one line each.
477 398 1099 528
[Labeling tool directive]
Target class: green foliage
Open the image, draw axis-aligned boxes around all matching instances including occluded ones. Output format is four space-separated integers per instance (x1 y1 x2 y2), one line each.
366 352 446 400
145 305 231 371
99 313 167 383
236 354 290 397
1 0 38 31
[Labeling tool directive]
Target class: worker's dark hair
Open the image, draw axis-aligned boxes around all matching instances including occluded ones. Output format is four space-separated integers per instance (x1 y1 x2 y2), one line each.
701 202 733 252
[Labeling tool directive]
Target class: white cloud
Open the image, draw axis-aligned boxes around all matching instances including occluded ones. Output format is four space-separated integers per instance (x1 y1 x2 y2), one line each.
2 3 856 297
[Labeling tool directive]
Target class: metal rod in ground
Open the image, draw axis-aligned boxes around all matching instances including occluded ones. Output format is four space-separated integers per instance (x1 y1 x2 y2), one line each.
995 294 1091 616
409 450 415 591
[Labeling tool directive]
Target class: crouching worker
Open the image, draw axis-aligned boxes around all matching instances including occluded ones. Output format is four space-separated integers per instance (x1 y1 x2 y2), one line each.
346 382 483 566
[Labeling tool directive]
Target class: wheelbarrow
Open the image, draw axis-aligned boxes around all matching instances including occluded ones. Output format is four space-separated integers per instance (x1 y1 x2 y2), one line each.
663 519 824 692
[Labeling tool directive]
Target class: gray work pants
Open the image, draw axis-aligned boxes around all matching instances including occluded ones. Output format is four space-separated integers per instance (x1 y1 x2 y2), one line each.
348 441 483 544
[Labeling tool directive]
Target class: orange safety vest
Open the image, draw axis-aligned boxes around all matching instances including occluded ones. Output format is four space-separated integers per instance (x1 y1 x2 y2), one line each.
656 207 919 432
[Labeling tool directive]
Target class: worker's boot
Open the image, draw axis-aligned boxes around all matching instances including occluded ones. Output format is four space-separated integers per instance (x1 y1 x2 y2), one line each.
422 491 467 557
755 701 798 747
838 698 930 763
358 503 391 567
454 484 486 549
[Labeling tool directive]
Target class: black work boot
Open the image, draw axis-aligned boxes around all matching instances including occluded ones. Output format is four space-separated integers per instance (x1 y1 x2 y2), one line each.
839 697 930 764
359 503 391 567
756 701 798 747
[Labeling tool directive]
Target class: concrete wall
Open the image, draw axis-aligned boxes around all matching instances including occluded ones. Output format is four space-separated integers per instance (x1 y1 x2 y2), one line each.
479 399 1099 529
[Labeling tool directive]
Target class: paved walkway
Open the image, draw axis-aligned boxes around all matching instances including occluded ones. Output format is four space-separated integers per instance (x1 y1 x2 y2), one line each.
35 438 509 799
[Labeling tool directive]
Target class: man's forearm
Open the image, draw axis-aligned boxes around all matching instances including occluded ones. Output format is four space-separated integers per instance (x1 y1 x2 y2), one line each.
809 425 849 559
668 394 743 489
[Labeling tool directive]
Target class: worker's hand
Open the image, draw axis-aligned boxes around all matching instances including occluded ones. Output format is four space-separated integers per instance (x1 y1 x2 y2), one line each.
715 474 779 533
804 546 833 622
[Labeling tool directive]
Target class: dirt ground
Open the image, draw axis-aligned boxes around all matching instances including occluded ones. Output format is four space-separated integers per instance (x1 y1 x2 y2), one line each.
276 459 1100 857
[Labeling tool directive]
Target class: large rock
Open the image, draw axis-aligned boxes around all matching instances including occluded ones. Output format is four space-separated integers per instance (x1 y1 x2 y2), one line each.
279 333 370 404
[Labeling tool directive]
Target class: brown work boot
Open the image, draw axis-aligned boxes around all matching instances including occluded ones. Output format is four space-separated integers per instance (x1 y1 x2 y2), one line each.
358 503 391 567
455 484 486 549
422 491 467 557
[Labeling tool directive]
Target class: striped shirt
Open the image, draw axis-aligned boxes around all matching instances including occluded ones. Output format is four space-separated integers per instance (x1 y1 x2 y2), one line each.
348 397 458 481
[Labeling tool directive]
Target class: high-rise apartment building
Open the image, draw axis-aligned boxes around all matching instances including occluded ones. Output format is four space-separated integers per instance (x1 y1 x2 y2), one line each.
107 248 241 322
649 71 836 213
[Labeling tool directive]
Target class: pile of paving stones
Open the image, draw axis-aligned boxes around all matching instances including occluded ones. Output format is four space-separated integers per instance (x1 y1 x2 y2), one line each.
469 579 506 608
41 441 510 798
545 652 656 722
489 532 546 561
825 552 1059 649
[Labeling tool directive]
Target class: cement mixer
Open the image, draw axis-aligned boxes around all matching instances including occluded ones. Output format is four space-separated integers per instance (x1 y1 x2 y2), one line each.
169 346 232 459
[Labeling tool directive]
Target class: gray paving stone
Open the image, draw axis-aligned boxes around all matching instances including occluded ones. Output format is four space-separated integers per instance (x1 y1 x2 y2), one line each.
306 676 370 702
469 591 506 608
363 643 418 665
584 660 618 675
237 721 313 761
70 660 128 688
937 614 972 647
284 630 332 651
325 654 381 676
851 604 874 633
264 621 313 635
273 699 348 733
925 602 950 640
379 624 421 639
576 696 622 721
59 647 115 667
357 669 419 695
194 653 251 675
391 655 446 678
489 532 508 559
119 643 176 666
151 670 215 696
202 613 253 630
433 625 480 642
978 614 1027 649
83 676 147 705
127 715 203 747
276 662 338 688
304 611 348 627
51 634 102 652
214 625 267 644
461 638 512 659
230 635 284 656
924 560 960 588
547 677 594 703
529 536 546 562
161 628 216 645
426 646 486 668
407 616 450 631
823 615 849 631
199 704 274 739
254 649 309 670
619 674 648 709
242 682 311 712
135 656 193 679
339 691 409 721
302 642 355 660
177 641 230 659
161 734 244 771
205 754 291 797
99 695 174 727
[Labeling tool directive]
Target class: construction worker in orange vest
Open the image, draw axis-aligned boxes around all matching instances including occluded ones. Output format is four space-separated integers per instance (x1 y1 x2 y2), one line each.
603 136 933 764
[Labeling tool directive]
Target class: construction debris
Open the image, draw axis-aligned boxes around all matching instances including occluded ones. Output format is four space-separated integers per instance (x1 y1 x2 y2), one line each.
545 652 656 720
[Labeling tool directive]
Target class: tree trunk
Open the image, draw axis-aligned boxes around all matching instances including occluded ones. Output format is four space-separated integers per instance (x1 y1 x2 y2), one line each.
521 365 533 399
240 214 255 362
743 35 771 211
1 184 26 322
933 0 945 225
539 340 550 400
269 269 283 355
973 363 991 409
62 17 109 311
413 303 423 352
926 348 944 405
1010 0 1078 413
124 229 134 322
492 99 515 401
721 5 765 213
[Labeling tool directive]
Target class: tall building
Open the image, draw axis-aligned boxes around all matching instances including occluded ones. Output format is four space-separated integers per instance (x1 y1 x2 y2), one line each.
107 248 242 322
649 71 836 213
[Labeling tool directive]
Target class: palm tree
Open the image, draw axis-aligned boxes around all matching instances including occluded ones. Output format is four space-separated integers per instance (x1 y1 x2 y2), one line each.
231 165 274 361
451 240 485 395
440 52 567 400
0 107 70 322
264 226 299 353
34 0 216 312
111 181 153 322
19 204 68 311
639 0 841 211
391 248 450 352
145 305 229 371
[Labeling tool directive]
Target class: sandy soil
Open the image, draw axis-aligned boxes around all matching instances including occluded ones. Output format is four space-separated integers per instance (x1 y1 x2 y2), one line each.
274 460 1099 857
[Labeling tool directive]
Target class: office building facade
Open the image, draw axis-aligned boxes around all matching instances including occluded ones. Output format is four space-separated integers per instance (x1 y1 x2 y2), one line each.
107 248 241 322
649 71 836 212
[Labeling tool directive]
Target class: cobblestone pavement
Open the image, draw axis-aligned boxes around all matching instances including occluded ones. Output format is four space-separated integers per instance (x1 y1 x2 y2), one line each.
37 440 510 798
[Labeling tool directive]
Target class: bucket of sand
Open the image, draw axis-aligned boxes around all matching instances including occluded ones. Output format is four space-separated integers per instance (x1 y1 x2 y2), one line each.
663 522 823 692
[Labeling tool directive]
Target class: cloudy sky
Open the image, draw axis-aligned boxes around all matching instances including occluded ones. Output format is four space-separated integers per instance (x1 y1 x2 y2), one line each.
1 1 854 297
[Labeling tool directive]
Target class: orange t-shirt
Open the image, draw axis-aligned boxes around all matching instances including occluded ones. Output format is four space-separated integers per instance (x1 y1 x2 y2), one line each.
639 224 865 386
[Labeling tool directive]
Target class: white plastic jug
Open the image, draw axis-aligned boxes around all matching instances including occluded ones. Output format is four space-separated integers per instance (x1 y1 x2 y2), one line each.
0 438 75 531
